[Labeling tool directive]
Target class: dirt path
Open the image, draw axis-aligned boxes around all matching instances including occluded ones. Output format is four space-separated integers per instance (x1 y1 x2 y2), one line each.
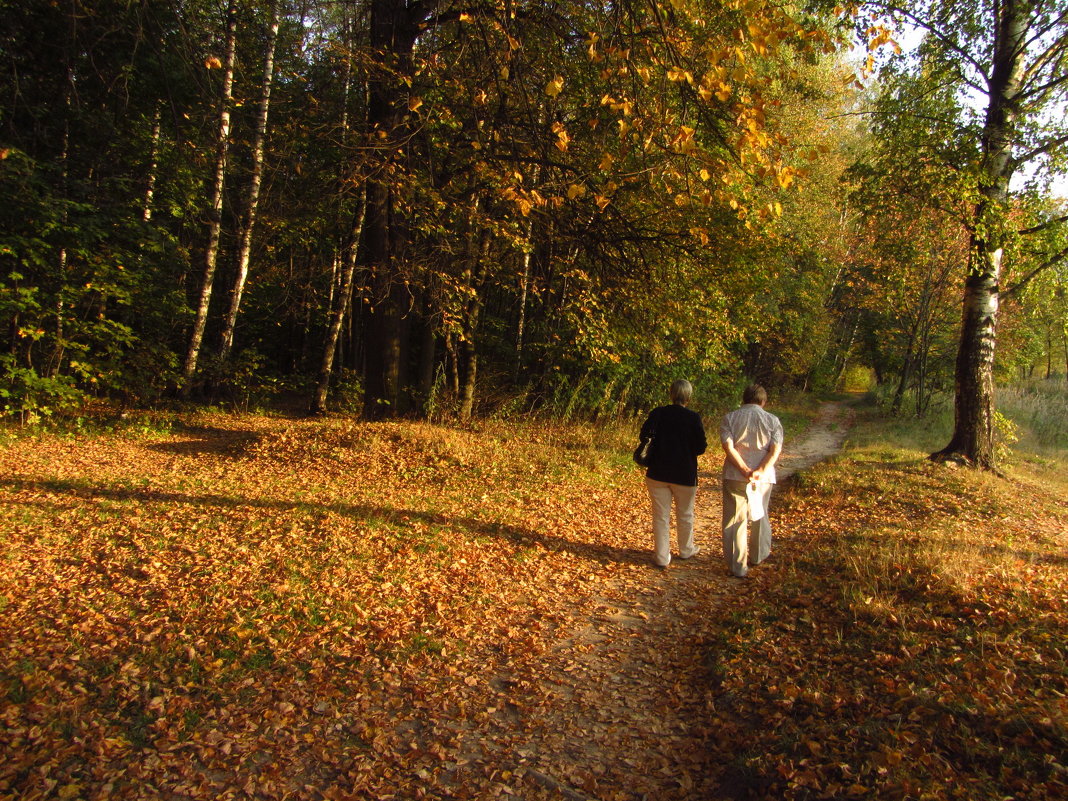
491 401 855 800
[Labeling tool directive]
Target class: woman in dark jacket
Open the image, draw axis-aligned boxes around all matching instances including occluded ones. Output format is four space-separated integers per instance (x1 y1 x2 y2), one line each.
638 379 708 568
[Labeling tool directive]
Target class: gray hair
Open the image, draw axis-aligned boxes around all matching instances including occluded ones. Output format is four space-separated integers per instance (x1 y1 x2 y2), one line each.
743 383 767 405
669 379 693 405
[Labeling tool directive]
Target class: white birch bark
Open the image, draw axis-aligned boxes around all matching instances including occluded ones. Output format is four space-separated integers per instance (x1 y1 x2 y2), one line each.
312 188 368 413
142 105 162 223
182 0 238 391
219 1 280 360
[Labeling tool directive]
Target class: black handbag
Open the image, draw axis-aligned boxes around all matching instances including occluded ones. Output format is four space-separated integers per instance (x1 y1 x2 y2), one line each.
633 410 658 467
633 435 655 467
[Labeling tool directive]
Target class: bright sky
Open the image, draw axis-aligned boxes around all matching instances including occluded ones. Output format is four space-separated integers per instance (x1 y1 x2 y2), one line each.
854 22 1068 202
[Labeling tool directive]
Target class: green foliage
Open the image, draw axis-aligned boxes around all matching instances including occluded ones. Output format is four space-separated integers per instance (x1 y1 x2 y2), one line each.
330 369 364 415
199 350 292 413
0 0 901 421
0 354 84 423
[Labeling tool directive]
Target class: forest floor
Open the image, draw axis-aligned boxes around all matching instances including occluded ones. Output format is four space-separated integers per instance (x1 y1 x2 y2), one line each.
1 399 1065 801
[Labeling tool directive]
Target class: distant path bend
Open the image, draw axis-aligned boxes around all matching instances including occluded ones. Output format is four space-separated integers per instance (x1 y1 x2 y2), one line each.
776 399 855 482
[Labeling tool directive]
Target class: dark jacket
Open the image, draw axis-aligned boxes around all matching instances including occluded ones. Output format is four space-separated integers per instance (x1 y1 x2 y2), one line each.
639 404 707 486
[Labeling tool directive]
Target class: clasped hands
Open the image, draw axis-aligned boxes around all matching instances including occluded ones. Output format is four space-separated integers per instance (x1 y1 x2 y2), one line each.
742 467 766 484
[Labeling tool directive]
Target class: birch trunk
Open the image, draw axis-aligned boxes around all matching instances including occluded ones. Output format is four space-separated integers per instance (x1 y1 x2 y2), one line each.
219 1 280 361
932 0 1027 468
182 0 237 393
514 156 543 378
312 188 367 414
142 105 162 223
47 58 75 380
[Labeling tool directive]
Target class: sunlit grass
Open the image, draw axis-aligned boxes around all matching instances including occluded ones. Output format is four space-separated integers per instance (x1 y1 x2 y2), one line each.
1000 379 1068 448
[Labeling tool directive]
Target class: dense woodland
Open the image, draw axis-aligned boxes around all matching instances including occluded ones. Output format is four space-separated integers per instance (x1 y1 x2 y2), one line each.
2 0 1066 463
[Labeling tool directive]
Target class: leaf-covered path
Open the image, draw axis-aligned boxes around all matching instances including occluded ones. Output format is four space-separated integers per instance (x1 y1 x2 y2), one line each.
472 401 856 800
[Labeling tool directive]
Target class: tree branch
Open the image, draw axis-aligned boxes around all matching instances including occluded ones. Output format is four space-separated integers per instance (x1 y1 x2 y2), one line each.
862 1 990 83
1018 70 1068 105
1020 10 1068 85
1018 214 1068 237
1011 132 1068 170
1003 243 1068 301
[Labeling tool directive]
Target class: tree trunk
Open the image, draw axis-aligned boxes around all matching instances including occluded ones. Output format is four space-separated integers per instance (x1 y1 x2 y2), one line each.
143 105 162 223
915 311 932 417
445 331 460 399
515 247 532 373
932 0 1026 469
312 188 367 414
459 228 490 421
1047 328 1053 379
219 1 280 361
1063 323 1067 379
182 0 237 394
514 157 542 380
47 58 74 380
361 0 438 418
415 282 438 412
362 178 406 418
890 327 915 415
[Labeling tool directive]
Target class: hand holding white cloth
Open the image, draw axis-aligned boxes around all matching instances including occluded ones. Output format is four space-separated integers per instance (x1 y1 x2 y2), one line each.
746 480 765 521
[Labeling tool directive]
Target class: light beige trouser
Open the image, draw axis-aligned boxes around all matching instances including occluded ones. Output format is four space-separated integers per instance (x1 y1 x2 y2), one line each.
722 479 773 577
645 478 698 567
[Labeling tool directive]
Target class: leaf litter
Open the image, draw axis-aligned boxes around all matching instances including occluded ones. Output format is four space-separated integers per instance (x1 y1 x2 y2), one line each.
0 406 1064 800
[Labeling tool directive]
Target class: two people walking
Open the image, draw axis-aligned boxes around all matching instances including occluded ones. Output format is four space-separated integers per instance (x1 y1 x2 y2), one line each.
637 382 783 577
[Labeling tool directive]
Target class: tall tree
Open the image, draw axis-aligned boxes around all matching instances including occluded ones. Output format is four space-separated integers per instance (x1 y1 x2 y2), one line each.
219 0 281 361
182 0 238 392
855 0 1068 467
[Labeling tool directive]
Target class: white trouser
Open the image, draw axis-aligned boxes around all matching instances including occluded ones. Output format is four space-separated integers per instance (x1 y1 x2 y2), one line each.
722 479 773 577
645 478 698 567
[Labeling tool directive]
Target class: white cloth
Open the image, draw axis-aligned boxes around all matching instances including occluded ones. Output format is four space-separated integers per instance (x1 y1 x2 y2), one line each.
722 479 773 577
645 477 698 567
746 480 765 521
719 404 784 483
